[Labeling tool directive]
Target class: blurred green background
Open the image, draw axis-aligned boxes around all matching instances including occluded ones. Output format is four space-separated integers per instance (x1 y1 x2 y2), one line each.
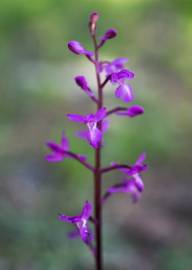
1 0 192 269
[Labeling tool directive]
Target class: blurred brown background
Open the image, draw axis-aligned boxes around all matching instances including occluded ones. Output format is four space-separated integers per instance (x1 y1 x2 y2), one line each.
0 0 192 269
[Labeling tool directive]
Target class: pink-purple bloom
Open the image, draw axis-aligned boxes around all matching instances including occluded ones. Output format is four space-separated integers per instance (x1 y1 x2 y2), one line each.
103 153 147 203
68 41 93 56
110 69 135 83
111 69 135 103
45 11 147 261
45 132 70 162
45 132 86 163
59 201 93 245
100 58 135 102
100 57 128 75
67 108 107 148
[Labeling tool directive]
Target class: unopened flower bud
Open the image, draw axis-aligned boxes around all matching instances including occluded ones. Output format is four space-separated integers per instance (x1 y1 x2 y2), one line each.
102 29 117 40
99 28 117 48
75 76 89 90
89 12 99 35
68 41 93 56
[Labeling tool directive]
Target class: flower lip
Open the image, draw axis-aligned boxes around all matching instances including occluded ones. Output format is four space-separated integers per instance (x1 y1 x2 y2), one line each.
115 83 134 103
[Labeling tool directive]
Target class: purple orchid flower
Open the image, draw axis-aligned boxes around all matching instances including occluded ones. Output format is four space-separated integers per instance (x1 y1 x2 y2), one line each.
45 132 86 163
117 152 147 192
103 153 147 203
67 107 107 148
59 201 93 246
100 59 135 103
45 132 70 162
120 152 147 177
68 41 93 57
110 69 135 103
100 57 128 75
116 105 144 117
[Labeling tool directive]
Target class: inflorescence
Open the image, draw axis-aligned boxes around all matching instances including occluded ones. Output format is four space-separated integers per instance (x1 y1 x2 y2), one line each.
45 11 147 266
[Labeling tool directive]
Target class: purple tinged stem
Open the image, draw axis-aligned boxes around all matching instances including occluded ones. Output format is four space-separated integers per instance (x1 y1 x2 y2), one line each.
65 151 94 171
100 75 111 88
92 30 103 270
106 107 127 116
101 164 131 174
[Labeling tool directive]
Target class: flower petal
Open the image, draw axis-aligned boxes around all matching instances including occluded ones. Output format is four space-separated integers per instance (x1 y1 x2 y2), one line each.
79 224 93 244
110 69 135 83
115 83 134 102
59 214 81 224
61 132 70 150
68 228 80 239
112 57 128 68
134 174 144 192
94 107 107 122
76 129 90 143
87 123 102 148
45 153 64 162
102 57 128 75
103 179 141 203
81 201 92 220
102 119 110 133
46 142 65 155
67 113 86 123
136 152 146 165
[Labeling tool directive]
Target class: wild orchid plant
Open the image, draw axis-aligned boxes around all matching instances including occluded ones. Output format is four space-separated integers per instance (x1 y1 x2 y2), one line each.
45 12 147 270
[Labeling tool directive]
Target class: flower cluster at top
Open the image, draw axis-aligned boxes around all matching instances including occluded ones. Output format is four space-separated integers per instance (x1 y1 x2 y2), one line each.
45 12 147 253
